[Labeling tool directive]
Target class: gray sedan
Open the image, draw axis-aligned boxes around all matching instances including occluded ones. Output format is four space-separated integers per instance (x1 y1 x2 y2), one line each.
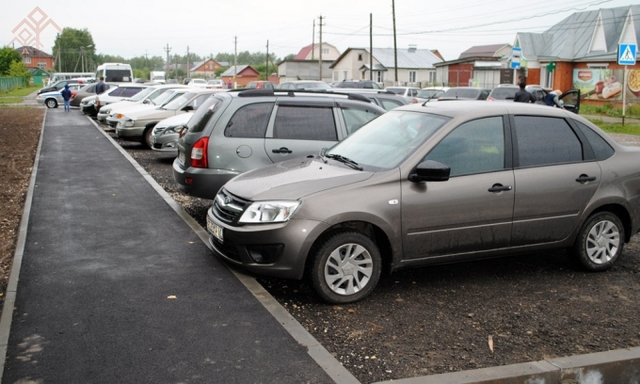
206 101 640 303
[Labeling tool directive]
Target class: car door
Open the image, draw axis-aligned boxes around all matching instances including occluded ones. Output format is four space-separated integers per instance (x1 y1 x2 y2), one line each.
510 115 600 246
401 116 515 259
560 89 581 114
265 101 339 164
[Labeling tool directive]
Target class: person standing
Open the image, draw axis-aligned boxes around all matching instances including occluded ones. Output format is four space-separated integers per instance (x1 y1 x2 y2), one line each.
95 77 107 94
60 84 72 112
514 82 536 103
227 78 232 89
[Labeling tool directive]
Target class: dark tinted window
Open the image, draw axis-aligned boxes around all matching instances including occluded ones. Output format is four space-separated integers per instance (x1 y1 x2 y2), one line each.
224 102 273 138
105 69 132 82
274 106 336 140
188 97 222 133
108 87 124 96
490 87 517 100
121 87 143 97
425 117 504 176
574 121 614 160
514 116 582 167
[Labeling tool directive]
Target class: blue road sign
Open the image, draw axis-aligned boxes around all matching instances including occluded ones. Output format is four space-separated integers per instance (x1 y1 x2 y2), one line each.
618 44 637 65
511 47 522 69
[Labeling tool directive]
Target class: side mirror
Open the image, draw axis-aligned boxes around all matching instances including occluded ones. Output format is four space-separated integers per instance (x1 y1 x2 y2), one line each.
408 160 450 183
178 125 188 138
183 105 194 112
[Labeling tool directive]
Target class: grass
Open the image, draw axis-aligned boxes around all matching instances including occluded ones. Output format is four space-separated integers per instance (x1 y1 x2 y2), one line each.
581 103 640 119
0 98 23 105
0 85 40 97
586 118 640 135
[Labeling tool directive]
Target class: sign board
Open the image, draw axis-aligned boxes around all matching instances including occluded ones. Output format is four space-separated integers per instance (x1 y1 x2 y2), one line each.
618 44 637 65
511 47 522 69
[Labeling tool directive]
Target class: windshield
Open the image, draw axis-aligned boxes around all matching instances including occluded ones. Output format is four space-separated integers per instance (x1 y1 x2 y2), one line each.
163 92 197 110
153 89 182 106
326 110 449 170
129 87 155 102
417 89 441 98
489 88 517 100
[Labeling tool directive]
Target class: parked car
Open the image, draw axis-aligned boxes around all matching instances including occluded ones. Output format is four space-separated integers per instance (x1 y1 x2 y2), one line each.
277 81 332 90
412 87 450 104
438 87 491 101
116 88 222 147
70 82 117 107
80 84 148 117
385 86 421 102
207 79 225 89
188 79 208 88
334 80 381 89
97 84 187 123
487 84 581 114
37 78 91 95
329 89 409 111
245 81 275 90
205 101 640 303
104 88 190 129
173 89 386 199
35 84 85 108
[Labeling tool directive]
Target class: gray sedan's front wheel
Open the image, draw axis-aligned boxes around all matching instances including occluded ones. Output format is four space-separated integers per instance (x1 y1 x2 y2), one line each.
45 98 58 108
310 231 381 304
572 212 624 271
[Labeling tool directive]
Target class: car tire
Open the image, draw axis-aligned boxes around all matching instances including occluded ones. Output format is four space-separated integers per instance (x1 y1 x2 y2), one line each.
45 98 58 108
571 212 624 271
143 126 155 149
310 231 381 304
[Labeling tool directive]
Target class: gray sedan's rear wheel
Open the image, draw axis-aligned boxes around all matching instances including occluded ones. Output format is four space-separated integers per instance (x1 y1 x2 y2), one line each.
310 231 381 304
572 212 624 271
45 98 58 108
143 127 154 149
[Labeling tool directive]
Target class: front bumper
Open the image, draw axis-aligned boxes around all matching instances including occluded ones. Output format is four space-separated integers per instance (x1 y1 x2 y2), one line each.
206 207 328 280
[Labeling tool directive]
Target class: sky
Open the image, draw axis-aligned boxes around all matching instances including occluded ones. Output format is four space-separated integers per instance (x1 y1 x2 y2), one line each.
1 0 638 63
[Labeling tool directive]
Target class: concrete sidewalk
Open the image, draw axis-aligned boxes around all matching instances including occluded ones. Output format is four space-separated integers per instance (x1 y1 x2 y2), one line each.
0 108 353 383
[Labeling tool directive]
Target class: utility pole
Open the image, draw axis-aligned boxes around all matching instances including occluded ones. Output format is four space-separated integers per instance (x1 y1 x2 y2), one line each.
233 36 237 87
392 0 398 85
187 46 190 79
318 14 324 81
266 40 269 81
370 13 373 81
311 19 315 60
164 43 171 78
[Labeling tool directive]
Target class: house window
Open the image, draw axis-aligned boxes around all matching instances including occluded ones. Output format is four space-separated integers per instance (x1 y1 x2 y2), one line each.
376 71 384 83
322 48 329 55
409 71 416 83
25 57 32 64
38 62 47 69
587 63 608 68
358 54 363 61
343 70 348 80
428 71 436 84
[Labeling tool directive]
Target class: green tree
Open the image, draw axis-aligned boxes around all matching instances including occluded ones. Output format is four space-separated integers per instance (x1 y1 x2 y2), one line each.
8 61 31 83
0 47 22 76
52 28 96 72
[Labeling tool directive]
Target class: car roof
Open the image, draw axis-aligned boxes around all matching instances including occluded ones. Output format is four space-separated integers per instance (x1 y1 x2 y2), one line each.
396 99 571 118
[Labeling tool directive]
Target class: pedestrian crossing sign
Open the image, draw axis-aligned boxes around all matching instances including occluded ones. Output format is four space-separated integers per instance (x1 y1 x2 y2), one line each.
618 44 637 65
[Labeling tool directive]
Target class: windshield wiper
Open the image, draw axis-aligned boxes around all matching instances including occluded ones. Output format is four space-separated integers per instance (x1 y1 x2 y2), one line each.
325 153 362 170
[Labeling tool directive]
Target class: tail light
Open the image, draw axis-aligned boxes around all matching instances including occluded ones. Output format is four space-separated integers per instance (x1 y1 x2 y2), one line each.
190 136 209 168
412 98 418 103
487 97 495 101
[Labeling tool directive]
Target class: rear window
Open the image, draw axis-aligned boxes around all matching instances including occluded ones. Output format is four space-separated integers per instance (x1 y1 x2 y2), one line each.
442 88 480 99
273 106 337 140
188 97 223 133
224 103 274 138
489 88 517 100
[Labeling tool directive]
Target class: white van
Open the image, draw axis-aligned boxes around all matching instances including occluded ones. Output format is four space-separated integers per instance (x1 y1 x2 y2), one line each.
95 63 133 83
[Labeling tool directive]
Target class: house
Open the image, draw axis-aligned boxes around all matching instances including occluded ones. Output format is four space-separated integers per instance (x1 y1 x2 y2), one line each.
277 60 334 83
190 58 224 78
433 44 512 88
15 46 54 71
514 5 640 104
220 65 260 88
329 46 442 87
294 43 341 61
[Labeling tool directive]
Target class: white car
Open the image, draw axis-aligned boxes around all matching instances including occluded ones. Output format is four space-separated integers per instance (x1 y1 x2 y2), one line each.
206 79 225 89
116 89 222 147
104 88 190 129
80 84 148 116
385 86 421 102
97 84 186 123
150 113 194 156
187 79 207 88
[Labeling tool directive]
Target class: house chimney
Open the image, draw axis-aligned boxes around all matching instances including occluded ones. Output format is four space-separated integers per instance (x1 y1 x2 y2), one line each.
408 44 417 53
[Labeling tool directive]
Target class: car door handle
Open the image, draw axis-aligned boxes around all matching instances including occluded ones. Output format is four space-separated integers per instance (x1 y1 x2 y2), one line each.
488 184 512 193
272 147 293 154
576 174 596 184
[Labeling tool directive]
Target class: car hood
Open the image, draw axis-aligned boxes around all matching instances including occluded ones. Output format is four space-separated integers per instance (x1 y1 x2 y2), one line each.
224 156 373 201
124 107 178 120
155 112 192 128
109 103 157 115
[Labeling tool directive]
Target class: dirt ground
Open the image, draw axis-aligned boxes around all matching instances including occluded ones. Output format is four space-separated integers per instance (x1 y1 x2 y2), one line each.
2 106 640 383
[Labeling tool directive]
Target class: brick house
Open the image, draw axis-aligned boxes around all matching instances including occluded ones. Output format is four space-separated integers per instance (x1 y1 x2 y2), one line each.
15 46 54 71
514 4 640 104
220 65 260 88
190 58 224 78
433 44 512 88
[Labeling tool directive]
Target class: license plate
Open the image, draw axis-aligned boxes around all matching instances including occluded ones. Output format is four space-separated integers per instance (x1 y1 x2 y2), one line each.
207 219 224 243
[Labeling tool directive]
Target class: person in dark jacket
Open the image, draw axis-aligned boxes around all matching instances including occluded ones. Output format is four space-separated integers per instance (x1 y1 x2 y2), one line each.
544 89 564 108
60 84 72 111
95 77 107 94
514 82 536 103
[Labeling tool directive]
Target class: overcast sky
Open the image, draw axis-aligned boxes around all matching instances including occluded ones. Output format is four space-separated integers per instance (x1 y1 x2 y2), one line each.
2 0 637 62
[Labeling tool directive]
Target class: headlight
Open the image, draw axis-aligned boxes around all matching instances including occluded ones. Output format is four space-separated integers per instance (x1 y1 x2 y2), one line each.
239 201 300 223
121 118 135 127
101 108 111 114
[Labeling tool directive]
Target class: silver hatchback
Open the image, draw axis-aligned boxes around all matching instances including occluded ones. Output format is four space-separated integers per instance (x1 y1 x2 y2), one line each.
206 101 640 304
